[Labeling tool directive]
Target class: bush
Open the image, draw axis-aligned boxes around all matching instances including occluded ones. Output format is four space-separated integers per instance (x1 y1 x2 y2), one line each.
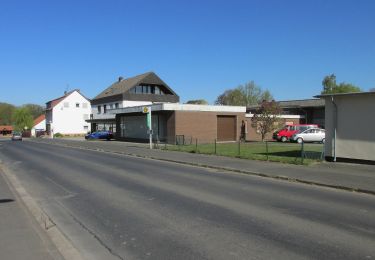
54 132 63 138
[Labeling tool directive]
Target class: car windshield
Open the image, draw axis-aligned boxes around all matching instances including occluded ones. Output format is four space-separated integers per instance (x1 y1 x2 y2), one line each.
13 132 21 135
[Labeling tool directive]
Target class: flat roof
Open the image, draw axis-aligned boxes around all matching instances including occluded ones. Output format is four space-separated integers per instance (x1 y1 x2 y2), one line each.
315 91 375 98
247 98 324 109
110 103 246 114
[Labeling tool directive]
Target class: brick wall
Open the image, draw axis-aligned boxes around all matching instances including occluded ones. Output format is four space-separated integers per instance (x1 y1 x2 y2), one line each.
172 111 245 144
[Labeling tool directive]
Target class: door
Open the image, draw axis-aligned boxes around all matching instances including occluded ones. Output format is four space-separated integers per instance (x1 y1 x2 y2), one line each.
217 116 236 141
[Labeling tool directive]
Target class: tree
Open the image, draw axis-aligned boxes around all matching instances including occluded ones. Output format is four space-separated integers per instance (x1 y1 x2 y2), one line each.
251 100 282 141
370 88 375 92
13 107 34 131
321 74 361 94
185 99 208 105
215 81 273 106
22 104 44 119
0 102 16 125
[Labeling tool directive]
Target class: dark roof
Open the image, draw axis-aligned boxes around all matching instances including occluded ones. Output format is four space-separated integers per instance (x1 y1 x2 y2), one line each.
315 91 375 98
93 72 178 101
247 99 325 110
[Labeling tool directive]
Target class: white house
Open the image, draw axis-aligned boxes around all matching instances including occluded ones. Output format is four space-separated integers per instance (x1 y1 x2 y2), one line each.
31 114 46 137
45 90 91 136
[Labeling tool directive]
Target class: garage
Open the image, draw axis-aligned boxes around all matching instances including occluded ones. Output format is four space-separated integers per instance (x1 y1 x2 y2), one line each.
217 115 236 141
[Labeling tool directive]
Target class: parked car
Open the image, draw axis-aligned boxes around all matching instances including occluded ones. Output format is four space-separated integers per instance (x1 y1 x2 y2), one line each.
11 131 22 141
290 128 325 144
273 124 319 142
85 131 113 140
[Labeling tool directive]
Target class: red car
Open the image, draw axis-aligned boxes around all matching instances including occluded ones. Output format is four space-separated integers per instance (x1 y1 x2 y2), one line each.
273 124 318 142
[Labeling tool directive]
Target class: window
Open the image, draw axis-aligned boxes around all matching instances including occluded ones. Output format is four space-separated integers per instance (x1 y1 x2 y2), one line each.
64 102 69 108
115 103 119 109
129 87 136 94
76 103 80 108
136 85 142 93
110 104 113 109
104 105 107 113
84 126 89 130
98 106 101 114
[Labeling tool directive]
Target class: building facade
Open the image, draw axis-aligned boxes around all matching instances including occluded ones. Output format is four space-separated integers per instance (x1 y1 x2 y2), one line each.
45 90 91 136
245 99 325 141
31 114 46 137
88 72 179 133
112 103 246 144
317 92 375 163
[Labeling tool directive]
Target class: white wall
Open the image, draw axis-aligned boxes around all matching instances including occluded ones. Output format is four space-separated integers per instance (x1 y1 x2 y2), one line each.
325 94 375 161
51 91 91 135
91 100 152 119
31 119 46 137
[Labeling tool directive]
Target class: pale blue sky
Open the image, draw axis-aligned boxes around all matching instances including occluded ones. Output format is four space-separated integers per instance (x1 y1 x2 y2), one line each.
1 0 374 106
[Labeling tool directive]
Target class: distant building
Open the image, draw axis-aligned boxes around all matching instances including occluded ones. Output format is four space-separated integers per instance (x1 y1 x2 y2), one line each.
31 114 46 137
88 72 179 132
316 92 375 163
0 125 13 136
45 90 91 136
246 99 325 141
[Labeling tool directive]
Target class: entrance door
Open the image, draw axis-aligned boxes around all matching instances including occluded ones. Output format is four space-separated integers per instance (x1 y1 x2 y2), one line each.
217 116 236 141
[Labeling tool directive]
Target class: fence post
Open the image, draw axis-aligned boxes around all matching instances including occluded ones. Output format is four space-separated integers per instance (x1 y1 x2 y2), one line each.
320 142 325 161
214 139 217 155
195 138 198 153
301 141 305 164
266 141 269 161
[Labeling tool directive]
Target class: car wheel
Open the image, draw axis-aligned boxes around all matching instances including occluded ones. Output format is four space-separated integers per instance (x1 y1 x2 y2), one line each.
321 138 325 144
281 136 287 142
297 138 303 144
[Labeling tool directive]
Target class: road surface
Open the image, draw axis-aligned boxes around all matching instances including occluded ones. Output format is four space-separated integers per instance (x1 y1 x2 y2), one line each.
0 140 374 260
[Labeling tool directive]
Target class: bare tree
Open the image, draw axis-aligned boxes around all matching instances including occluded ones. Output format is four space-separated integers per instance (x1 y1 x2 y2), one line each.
251 100 282 141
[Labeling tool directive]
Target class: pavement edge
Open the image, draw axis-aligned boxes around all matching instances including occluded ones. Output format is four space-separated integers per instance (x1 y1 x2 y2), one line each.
0 163 84 260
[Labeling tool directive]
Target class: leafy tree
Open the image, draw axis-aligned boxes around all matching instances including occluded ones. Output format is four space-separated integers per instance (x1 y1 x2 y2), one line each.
22 104 44 119
13 107 34 131
251 100 282 141
215 81 273 106
185 99 208 105
0 102 16 125
321 74 361 94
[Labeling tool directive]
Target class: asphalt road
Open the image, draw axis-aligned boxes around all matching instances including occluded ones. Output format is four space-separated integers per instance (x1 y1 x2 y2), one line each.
1 140 374 260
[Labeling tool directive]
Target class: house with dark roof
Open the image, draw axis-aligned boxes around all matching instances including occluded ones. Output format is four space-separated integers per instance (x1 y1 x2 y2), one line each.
88 72 180 132
46 89 91 136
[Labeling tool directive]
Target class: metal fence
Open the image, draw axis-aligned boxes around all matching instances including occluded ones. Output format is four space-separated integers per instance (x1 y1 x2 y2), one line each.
159 137 325 165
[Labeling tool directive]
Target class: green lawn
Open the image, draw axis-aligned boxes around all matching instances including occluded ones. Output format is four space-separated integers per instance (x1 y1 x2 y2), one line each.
162 141 324 165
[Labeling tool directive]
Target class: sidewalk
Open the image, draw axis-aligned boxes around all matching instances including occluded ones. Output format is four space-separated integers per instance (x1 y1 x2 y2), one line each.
33 138 375 195
0 169 63 260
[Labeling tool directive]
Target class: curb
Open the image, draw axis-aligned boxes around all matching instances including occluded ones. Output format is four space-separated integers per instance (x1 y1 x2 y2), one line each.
28 139 375 196
0 164 84 260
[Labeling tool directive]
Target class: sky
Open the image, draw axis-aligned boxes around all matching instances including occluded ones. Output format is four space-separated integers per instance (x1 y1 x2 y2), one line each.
1 0 374 106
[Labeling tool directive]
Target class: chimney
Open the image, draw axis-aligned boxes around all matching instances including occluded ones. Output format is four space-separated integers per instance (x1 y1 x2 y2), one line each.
118 76 124 82
64 91 67 95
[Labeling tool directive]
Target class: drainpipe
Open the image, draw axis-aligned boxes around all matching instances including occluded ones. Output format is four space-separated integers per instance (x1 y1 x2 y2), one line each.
331 96 337 162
